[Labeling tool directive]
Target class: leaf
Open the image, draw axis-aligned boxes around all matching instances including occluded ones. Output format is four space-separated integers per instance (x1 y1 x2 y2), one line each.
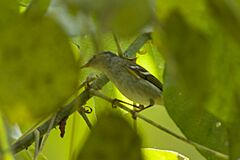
102 0 152 37
0 0 19 29
0 17 78 122
207 1 240 159
64 0 152 37
205 30 240 160
228 119 240 160
77 113 143 160
156 0 210 32
162 11 211 101
160 11 229 159
142 148 189 160
158 5 240 159
207 0 240 43
164 80 229 160
0 114 14 160
25 0 51 17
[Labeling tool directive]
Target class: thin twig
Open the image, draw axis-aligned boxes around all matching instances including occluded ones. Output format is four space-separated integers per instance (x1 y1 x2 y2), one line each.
89 89 229 160
89 89 132 113
76 83 93 130
33 130 40 160
39 113 56 152
78 106 92 129
90 31 102 53
113 33 123 57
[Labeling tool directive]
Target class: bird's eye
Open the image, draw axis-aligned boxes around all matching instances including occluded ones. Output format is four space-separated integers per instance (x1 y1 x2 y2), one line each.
92 55 97 60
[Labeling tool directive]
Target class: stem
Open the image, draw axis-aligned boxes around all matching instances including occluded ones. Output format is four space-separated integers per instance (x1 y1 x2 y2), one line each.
123 32 151 58
39 113 56 152
33 130 40 160
113 33 123 57
78 107 92 129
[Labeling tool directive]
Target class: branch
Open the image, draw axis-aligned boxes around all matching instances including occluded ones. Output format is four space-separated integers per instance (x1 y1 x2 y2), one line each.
11 33 151 154
123 32 151 58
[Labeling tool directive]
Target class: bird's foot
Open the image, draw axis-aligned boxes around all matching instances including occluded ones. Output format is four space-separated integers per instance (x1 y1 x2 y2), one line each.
112 98 136 108
134 99 155 112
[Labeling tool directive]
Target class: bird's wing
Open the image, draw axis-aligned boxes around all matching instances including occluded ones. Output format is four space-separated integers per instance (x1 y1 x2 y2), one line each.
126 64 163 91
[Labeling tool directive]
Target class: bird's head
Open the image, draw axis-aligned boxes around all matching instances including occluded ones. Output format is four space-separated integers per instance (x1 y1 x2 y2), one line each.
80 51 116 69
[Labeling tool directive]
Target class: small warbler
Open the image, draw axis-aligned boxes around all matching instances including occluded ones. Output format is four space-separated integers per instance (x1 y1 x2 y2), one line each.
82 51 163 107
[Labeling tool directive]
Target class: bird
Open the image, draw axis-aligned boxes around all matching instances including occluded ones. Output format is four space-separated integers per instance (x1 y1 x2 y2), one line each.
81 51 163 109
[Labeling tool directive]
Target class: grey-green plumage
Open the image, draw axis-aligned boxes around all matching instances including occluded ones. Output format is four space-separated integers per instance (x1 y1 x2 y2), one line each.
82 51 163 106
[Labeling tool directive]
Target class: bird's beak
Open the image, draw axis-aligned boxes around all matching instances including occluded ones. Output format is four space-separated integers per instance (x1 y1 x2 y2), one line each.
80 55 95 69
79 62 89 69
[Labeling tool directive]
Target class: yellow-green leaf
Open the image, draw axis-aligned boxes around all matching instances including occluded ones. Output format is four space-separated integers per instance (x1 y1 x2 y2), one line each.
0 0 19 29
207 0 240 43
142 148 189 160
77 113 143 160
159 11 229 160
65 0 152 37
0 17 78 122
25 0 51 17
0 113 14 160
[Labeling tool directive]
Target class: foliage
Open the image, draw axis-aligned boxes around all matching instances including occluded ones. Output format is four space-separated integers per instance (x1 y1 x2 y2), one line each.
77 113 143 160
0 0 240 160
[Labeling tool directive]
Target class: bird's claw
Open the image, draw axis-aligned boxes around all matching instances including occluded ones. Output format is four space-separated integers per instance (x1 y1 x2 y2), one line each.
112 99 119 108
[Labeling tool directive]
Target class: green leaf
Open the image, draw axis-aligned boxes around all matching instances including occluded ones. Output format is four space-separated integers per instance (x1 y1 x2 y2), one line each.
163 79 228 160
0 114 14 160
162 11 211 101
207 0 240 43
156 0 210 32
65 0 152 37
25 0 51 17
207 1 240 159
205 28 240 160
0 17 78 122
142 148 189 160
77 113 143 160
205 36 240 123
0 0 19 29
160 11 229 159
102 0 152 37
